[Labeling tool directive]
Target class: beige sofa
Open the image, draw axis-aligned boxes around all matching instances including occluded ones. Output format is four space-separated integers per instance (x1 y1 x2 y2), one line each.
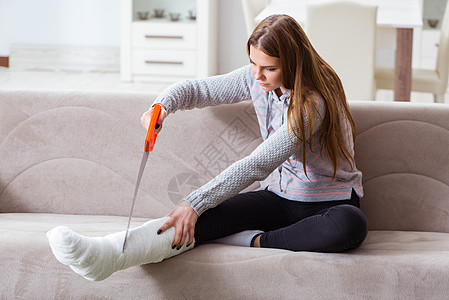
1 89 449 299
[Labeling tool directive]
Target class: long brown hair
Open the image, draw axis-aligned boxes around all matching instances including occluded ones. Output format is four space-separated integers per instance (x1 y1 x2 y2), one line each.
247 14 356 179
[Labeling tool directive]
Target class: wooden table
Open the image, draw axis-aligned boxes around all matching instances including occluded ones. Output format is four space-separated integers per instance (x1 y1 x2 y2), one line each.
255 0 423 101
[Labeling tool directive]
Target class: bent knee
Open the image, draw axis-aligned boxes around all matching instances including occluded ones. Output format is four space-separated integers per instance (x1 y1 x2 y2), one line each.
331 204 368 250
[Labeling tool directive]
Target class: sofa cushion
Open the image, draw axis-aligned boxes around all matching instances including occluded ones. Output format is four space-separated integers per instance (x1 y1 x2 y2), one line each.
2 213 449 299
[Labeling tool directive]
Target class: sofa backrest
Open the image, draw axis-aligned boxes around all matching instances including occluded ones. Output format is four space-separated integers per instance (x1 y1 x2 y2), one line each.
1 90 448 232
0 90 262 220
351 101 449 233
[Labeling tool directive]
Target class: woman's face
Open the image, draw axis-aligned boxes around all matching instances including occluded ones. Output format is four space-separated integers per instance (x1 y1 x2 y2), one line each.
249 45 285 93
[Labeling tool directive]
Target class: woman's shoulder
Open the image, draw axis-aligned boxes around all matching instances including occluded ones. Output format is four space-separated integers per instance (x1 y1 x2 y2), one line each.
308 90 327 116
308 90 349 121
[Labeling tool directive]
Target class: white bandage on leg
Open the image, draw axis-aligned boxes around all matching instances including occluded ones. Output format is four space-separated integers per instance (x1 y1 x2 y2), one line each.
46 217 193 281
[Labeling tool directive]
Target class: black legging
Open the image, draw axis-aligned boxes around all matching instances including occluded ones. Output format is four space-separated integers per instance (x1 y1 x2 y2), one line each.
194 189 368 252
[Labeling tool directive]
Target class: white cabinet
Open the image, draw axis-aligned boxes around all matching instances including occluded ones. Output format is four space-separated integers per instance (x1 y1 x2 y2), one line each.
120 0 217 82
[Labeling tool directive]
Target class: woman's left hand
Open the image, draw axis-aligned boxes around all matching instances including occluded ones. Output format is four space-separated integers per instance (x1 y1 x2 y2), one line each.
157 200 198 249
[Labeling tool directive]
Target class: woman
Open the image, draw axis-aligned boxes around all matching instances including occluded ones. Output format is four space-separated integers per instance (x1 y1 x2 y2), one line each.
47 15 368 281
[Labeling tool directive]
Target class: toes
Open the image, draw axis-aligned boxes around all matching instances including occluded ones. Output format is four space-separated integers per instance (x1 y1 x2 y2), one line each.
46 226 81 265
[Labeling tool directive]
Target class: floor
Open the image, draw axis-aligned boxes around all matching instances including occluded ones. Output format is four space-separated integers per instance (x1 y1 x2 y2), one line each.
0 67 447 103
0 68 169 94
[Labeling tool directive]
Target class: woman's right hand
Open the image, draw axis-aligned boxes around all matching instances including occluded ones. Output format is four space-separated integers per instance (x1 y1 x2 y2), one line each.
141 104 168 134
157 200 198 249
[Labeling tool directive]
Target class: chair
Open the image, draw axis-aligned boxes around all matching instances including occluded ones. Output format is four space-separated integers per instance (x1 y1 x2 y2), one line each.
241 0 269 37
306 0 378 100
375 2 449 103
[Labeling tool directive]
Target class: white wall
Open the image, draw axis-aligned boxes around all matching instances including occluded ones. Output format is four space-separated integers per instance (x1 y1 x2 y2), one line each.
0 0 121 51
0 0 248 73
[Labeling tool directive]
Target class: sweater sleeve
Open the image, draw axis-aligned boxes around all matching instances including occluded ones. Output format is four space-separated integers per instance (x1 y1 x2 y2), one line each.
152 65 252 114
184 122 299 215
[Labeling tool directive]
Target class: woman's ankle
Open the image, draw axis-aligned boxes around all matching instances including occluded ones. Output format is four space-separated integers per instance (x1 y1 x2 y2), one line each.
251 233 263 248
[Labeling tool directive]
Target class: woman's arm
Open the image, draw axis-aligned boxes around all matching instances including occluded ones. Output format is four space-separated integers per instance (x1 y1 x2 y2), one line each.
185 122 299 215
153 65 252 114
142 65 253 136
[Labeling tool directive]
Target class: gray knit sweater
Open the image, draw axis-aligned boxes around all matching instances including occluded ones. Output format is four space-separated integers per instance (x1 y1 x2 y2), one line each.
154 66 363 215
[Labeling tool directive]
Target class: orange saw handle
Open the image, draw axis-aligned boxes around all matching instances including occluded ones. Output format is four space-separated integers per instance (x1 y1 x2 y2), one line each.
144 104 162 152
